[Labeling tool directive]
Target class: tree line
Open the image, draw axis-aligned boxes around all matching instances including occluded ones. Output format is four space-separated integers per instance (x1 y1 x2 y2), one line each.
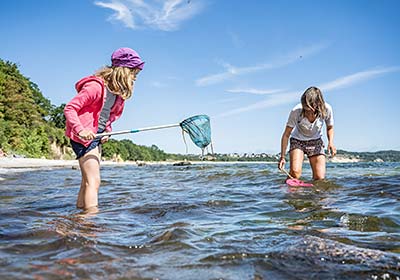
0 59 68 158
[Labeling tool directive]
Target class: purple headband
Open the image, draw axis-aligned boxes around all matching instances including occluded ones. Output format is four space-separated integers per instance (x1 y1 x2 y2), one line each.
111 47 145 70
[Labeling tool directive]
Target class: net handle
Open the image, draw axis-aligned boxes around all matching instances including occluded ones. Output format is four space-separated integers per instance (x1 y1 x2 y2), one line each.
96 123 179 138
95 115 208 138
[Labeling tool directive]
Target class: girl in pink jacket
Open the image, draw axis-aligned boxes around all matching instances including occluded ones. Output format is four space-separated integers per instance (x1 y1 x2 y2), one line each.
64 47 144 211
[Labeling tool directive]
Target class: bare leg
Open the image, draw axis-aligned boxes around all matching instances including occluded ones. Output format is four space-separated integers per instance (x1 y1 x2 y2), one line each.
290 149 304 179
76 180 85 209
309 154 326 180
78 147 101 210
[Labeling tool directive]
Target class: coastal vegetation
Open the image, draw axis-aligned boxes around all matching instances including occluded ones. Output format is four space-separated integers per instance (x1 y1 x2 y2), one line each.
102 139 168 161
1 59 400 162
0 59 68 158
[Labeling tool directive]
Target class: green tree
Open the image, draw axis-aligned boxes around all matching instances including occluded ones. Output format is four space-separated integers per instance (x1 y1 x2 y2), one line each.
49 103 66 129
0 59 69 158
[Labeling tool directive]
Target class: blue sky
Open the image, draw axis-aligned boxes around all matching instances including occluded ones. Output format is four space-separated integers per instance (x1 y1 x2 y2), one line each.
1 0 399 154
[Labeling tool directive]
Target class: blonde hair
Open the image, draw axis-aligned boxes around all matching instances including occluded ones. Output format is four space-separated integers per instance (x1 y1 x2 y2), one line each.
95 66 140 100
301 86 327 119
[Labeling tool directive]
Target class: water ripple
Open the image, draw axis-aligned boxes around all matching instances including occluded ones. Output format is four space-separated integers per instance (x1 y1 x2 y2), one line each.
0 162 399 279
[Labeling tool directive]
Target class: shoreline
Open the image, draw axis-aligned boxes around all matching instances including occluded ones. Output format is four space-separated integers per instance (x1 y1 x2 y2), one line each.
0 157 278 170
0 157 79 169
0 156 383 181
0 156 364 170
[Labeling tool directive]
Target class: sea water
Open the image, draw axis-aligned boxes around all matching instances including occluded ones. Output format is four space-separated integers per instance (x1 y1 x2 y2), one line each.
0 162 399 279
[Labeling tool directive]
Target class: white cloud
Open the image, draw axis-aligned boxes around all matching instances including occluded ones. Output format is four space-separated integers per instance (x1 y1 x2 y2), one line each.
226 88 285 95
95 0 204 31
216 91 298 118
196 43 328 86
213 96 242 105
151 81 167 88
319 66 400 91
95 1 135 28
217 66 400 118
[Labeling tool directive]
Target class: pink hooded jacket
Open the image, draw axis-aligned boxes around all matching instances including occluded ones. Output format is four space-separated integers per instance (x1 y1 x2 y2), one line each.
64 76 125 147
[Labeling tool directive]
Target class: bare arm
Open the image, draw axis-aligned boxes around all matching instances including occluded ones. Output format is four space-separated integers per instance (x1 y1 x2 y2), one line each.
278 126 293 170
326 125 336 156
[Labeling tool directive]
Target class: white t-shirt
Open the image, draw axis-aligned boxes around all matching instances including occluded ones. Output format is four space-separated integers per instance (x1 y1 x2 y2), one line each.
286 103 334 141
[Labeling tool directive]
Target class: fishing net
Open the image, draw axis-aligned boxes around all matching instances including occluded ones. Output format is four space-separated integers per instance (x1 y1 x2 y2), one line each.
179 115 213 156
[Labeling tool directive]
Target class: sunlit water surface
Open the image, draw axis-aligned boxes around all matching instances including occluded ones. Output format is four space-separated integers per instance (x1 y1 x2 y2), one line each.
0 162 399 279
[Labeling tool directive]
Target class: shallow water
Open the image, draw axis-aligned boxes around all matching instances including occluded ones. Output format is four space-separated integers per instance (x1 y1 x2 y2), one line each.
0 162 399 279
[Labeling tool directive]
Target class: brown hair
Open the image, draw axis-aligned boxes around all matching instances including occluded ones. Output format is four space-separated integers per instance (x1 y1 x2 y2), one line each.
95 66 140 100
301 86 327 119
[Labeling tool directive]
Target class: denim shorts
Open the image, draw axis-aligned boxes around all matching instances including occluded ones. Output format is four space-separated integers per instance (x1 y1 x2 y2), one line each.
289 137 325 158
70 138 102 159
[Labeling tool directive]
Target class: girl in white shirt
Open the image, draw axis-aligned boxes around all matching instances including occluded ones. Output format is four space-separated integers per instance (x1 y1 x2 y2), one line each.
278 87 337 180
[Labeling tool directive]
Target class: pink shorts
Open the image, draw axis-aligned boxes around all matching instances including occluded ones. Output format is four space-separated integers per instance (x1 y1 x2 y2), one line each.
289 138 325 158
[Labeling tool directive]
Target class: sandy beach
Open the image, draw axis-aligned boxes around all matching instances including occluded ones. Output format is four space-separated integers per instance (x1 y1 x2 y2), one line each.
0 157 193 170
0 157 79 169
0 156 358 170
0 157 143 169
0 157 281 170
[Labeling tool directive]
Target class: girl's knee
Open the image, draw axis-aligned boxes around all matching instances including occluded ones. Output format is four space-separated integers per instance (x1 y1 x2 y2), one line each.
85 176 100 190
291 169 302 179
